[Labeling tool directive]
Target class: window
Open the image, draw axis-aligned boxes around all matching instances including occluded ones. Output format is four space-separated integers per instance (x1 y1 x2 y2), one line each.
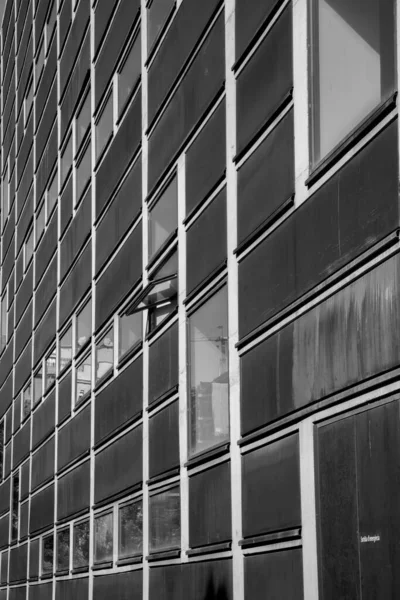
56 527 70 572
2 163 8 225
36 38 44 86
76 299 92 353
42 533 54 575
33 367 43 407
75 140 91 204
0 421 3 481
61 135 73 188
76 90 91 150
46 172 57 220
148 176 178 259
22 383 31 420
95 325 114 382
117 33 141 116
310 0 396 164
96 92 113 160
188 286 229 457
59 325 73 372
11 474 19 541
118 312 142 360
0 296 6 350
94 511 113 564
149 486 180 553
35 201 45 246
45 347 56 391
76 351 91 404
45 1 56 52
118 499 142 559
24 78 33 127
24 228 34 271
73 519 90 570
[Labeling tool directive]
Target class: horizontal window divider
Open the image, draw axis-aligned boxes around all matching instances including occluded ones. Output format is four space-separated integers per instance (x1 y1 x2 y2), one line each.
40 572 53 580
117 341 143 371
93 6 140 69
185 442 230 470
185 274 227 316
55 569 69 577
187 542 232 557
237 229 400 352
147 385 179 413
93 369 114 394
306 92 398 188
71 566 89 575
184 261 227 307
145 1 177 66
56 507 90 526
146 549 181 562
232 0 290 75
28 577 39 583
146 231 178 271
57 450 91 478
234 89 293 166
92 483 142 510
145 307 178 344
59 22 91 103
318 395 400 431
116 555 143 567
8 578 26 585
93 413 143 452
183 175 226 228
146 467 180 486
31 474 54 494
74 392 91 412
239 528 302 549
116 78 142 127
92 561 113 571
30 523 55 537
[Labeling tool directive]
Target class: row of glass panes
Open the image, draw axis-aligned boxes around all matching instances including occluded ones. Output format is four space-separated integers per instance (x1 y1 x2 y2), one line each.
35 0 56 92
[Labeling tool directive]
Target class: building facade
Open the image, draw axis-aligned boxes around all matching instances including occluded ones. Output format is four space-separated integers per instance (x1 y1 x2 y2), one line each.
0 0 398 598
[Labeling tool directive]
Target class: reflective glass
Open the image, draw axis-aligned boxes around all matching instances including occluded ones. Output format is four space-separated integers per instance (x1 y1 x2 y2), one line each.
0 421 3 481
95 325 114 381
118 34 141 115
118 500 143 558
45 347 56 391
42 534 54 575
36 39 44 85
25 229 33 269
57 528 70 572
61 135 72 187
60 325 72 371
76 91 91 149
149 486 180 553
76 353 91 403
188 287 229 456
1 297 6 349
47 172 57 219
76 141 91 203
33 368 43 407
118 312 142 359
73 519 90 569
11 474 19 541
94 512 113 563
76 299 92 352
22 383 31 419
148 177 177 258
96 93 113 160
35 202 45 245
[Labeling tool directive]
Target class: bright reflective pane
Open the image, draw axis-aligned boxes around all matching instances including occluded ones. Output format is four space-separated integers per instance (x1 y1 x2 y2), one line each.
149 486 180 553
61 136 72 187
45 348 56 391
22 383 31 419
188 287 229 456
148 177 177 258
76 300 92 352
25 229 33 269
11 474 19 540
95 325 114 381
76 141 91 203
73 520 90 569
36 40 44 85
60 325 72 371
57 528 70 572
96 94 113 160
76 353 91 403
118 312 142 359
76 91 91 149
33 368 43 407
94 512 113 563
119 501 143 558
42 534 54 575
118 34 141 115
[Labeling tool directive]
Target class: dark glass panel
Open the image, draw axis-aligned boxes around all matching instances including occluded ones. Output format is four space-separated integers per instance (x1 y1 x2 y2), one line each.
149 486 180 553
56 527 70 572
94 511 113 563
42 533 54 575
73 519 90 569
118 499 142 559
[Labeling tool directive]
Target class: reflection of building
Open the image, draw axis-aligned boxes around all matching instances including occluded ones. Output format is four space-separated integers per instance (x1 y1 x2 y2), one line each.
0 0 398 597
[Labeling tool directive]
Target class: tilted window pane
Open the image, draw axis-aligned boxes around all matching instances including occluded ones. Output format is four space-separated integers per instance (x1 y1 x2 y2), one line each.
57 528 70 572
22 383 32 419
73 520 90 569
95 325 114 381
118 312 142 359
118 500 143 559
45 348 56 391
76 299 92 352
311 0 395 163
25 229 34 270
76 91 91 150
33 368 43 407
1 298 6 349
47 173 57 219
11 474 19 541
149 486 180 553
61 136 72 187
76 141 92 203
36 39 44 85
42 534 54 575
0 422 3 481
60 326 73 371
46 1 56 49
148 176 177 258
188 286 229 457
76 353 92 404
118 34 141 115
35 202 45 246
96 93 113 160
94 512 113 563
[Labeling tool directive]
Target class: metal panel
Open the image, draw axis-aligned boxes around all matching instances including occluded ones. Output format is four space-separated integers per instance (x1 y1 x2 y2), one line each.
93 571 142 600
148 322 178 405
30 483 54 534
149 399 179 479
244 549 303 600
32 388 55 450
57 404 91 472
57 459 90 521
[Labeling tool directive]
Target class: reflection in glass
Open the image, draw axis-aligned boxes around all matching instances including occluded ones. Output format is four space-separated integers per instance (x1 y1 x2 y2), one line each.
1 297 6 349
96 93 113 160
57 528 70 572
25 229 34 269
311 0 395 163
46 0 56 49
73 519 90 569
22 383 32 420
60 325 72 371
47 172 57 219
188 287 229 456
118 312 142 359
118 34 141 115
11 474 19 541
119 500 142 558
42 534 54 575
33 368 43 407
76 140 91 203
94 512 113 563
148 0 174 50
36 202 45 246
61 136 72 187
25 79 33 125
0 421 3 480
76 91 91 149
36 39 44 85
149 486 180 553
76 352 91 404
148 177 177 258
45 347 56 391
95 325 114 381
76 299 91 352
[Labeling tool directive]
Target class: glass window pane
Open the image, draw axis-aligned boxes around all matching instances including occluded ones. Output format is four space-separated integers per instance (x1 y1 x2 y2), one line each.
56 528 70 572
95 325 114 382
96 93 113 160
1 297 7 349
147 0 174 50
35 202 45 246
25 229 33 270
118 313 142 359
36 39 44 85
76 299 91 352
188 287 229 457
33 368 43 407
118 34 141 115
45 347 56 391
42 534 54 575
46 1 56 48
149 486 180 553
76 140 91 203
118 500 142 559
148 176 177 258
22 383 32 420
150 300 177 331
73 519 89 569
61 135 72 187
47 172 57 219
94 512 113 563
76 91 91 149
60 325 72 371
11 474 19 541
312 0 395 163
0 421 3 481
76 353 91 404
25 79 33 125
